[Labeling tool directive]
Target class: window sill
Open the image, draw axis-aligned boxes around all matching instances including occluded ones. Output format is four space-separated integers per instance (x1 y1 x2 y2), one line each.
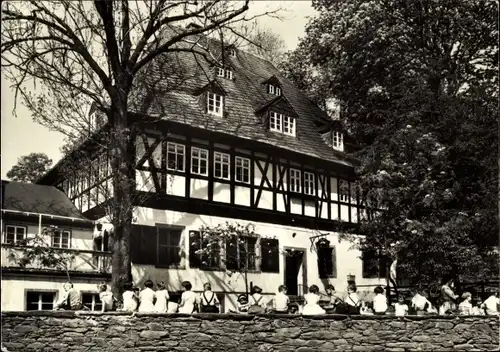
155 264 186 270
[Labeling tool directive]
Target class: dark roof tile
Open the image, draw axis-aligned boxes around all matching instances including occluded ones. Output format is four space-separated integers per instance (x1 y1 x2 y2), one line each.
1 180 89 220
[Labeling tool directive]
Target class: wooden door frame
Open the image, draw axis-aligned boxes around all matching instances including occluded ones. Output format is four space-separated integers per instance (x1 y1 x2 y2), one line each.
283 246 308 295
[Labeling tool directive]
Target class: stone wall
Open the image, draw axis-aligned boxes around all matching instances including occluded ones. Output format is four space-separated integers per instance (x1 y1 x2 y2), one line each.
1 312 499 352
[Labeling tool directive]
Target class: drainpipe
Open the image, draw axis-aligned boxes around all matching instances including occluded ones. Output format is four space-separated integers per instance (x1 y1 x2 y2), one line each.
39 214 43 235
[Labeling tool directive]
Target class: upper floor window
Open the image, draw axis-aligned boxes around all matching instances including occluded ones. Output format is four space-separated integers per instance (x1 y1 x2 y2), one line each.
51 230 71 249
333 131 344 151
339 180 349 202
214 152 230 180
217 67 233 80
191 147 208 176
167 142 185 172
4 225 26 244
235 156 250 184
289 168 301 192
267 84 281 96
269 111 296 136
304 172 315 196
229 48 236 57
207 92 224 116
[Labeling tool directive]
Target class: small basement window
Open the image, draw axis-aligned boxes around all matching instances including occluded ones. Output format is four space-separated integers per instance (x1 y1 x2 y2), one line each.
207 92 224 117
333 131 344 151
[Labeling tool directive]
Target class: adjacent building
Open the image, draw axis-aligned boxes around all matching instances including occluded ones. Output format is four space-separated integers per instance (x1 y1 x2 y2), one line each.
37 39 385 312
1 180 111 311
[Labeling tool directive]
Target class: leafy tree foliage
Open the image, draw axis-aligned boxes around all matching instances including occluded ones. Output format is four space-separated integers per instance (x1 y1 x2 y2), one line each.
282 0 498 287
6 152 53 183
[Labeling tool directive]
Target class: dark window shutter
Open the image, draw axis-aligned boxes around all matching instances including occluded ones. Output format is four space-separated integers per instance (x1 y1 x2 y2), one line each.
362 249 379 278
131 225 156 265
331 246 337 278
261 238 279 273
189 230 202 268
225 235 238 271
317 239 333 279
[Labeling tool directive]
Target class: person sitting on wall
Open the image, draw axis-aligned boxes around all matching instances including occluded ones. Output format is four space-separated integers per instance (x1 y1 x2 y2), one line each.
410 289 434 315
471 296 485 315
481 290 500 316
122 282 138 312
439 277 459 315
344 284 362 315
178 281 199 314
199 282 220 313
55 282 82 311
138 280 156 313
270 285 290 314
372 286 388 315
154 281 170 313
247 286 267 314
323 285 342 313
98 284 114 312
458 292 473 315
394 295 409 317
302 285 326 315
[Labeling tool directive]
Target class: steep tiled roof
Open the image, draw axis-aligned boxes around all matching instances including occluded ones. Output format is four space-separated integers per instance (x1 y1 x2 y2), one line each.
129 43 357 168
1 180 89 220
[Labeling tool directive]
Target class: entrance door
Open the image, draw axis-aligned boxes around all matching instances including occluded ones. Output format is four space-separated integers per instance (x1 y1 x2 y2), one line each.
284 249 306 296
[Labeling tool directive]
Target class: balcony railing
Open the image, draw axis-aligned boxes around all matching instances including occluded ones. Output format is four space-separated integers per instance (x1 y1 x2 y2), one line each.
1 244 112 274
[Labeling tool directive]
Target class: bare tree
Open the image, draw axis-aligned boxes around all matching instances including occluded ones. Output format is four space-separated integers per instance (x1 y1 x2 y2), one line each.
244 23 286 65
1 0 280 298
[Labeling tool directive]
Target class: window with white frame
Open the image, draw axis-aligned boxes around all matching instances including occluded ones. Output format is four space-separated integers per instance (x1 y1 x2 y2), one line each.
235 156 250 183
289 168 301 192
229 48 236 57
51 230 71 248
214 152 230 180
191 147 208 176
267 84 282 96
82 293 103 311
216 67 233 80
339 180 349 202
207 92 224 116
167 142 185 172
304 172 315 196
333 131 344 151
26 291 56 311
269 111 295 136
4 225 26 244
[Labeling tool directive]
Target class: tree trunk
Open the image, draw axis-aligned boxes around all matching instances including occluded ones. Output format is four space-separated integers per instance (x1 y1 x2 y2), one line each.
108 98 134 301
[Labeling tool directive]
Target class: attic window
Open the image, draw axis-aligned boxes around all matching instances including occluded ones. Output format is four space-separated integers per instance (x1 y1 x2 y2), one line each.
217 67 233 80
229 48 236 57
207 92 224 116
267 84 281 96
333 131 344 151
269 111 295 136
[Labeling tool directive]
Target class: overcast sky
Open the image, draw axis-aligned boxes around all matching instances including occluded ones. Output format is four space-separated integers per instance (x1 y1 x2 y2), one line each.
0 1 316 179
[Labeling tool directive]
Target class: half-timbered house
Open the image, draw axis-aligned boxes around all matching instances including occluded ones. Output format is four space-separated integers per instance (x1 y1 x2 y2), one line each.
38 36 384 312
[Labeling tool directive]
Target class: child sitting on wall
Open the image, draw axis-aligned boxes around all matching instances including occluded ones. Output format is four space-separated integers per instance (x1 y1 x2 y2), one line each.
138 280 156 313
98 284 114 312
394 295 409 317
154 281 170 313
271 285 290 314
458 292 473 315
372 286 388 315
122 282 138 312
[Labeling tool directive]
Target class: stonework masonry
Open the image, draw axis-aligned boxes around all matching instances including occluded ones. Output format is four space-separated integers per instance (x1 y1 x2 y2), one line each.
1 311 499 352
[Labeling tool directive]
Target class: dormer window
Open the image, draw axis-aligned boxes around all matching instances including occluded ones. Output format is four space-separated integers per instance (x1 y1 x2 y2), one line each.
217 67 233 80
207 92 224 116
269 111 296 136
333 131 344 151
267 84 282 96
229 48 236 57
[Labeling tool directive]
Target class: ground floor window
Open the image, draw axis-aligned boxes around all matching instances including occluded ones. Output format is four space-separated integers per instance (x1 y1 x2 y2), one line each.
82 293 103 311
26 291 56 311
